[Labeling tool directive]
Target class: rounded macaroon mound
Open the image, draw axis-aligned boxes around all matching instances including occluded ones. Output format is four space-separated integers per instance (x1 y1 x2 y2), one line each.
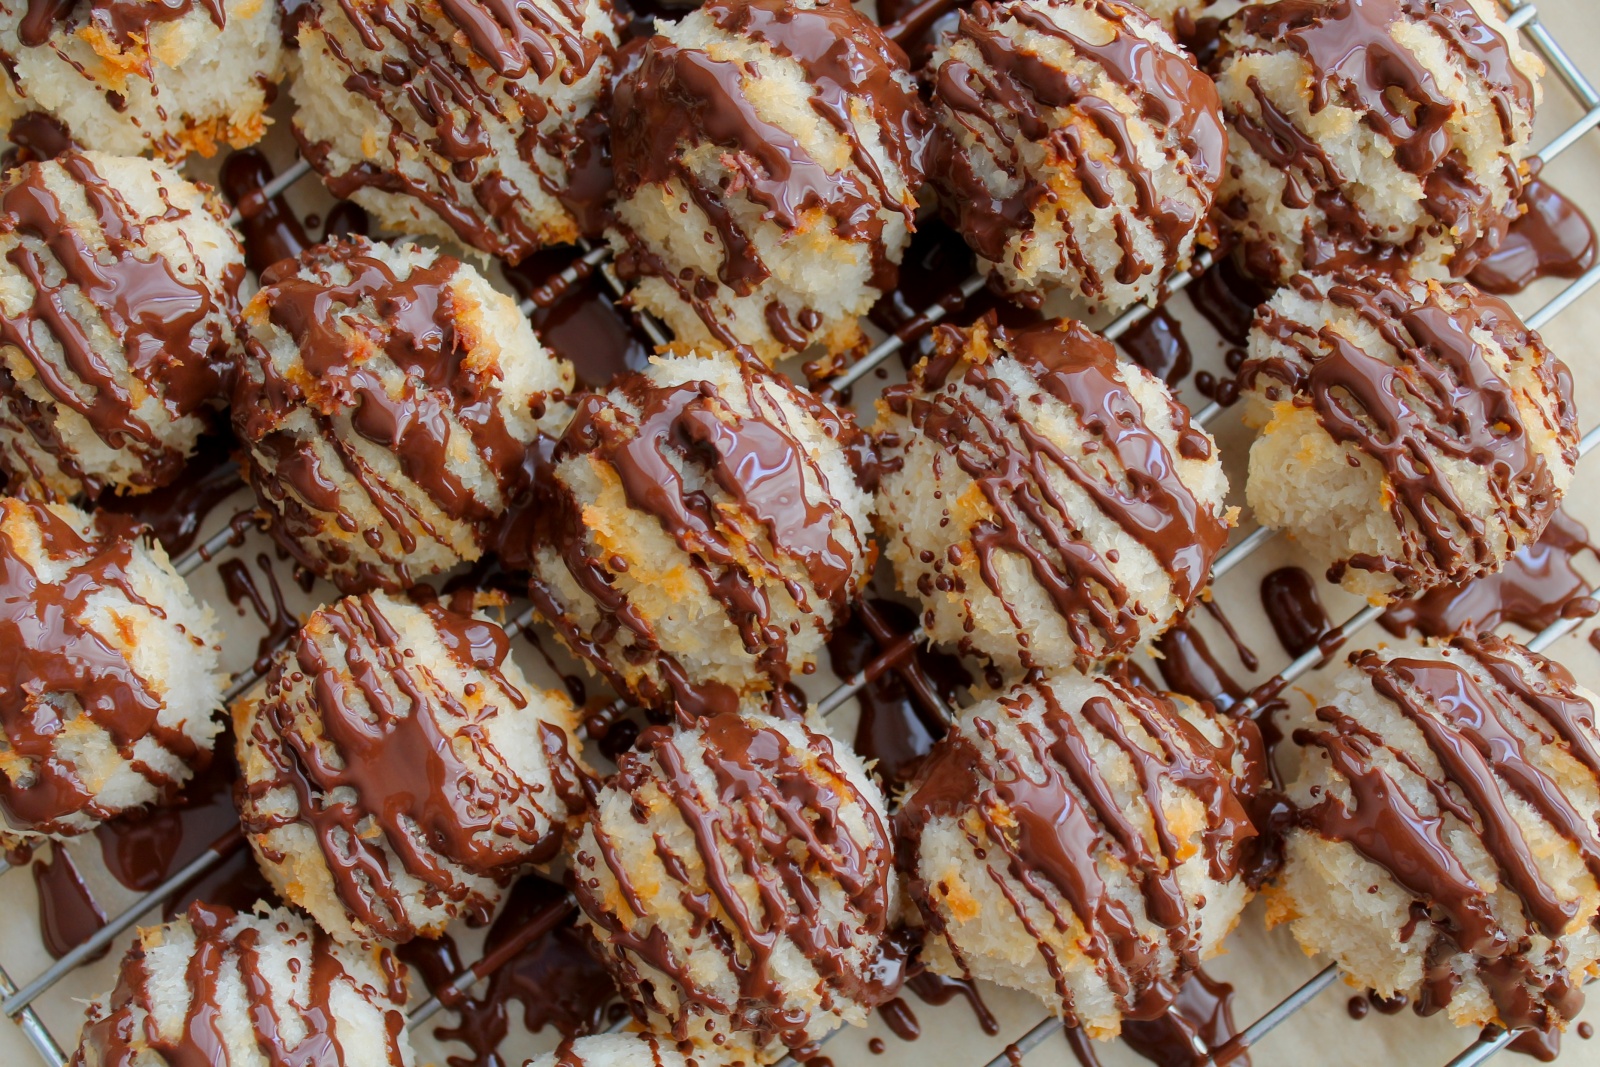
1239 269 1576 604
71 901 415 1067
1213 0 1543 282
925 0 1226 312
606 0 932 367
234 591 590 945
0 150 243 501
0 0 287 160
874 316 1230 676
527 1035 749 1067
1275 634 1600 1035
527 346 874 716
898 669 1261 1039
0 497 226 840
293 0 620 263
233 235 575 594
568 710 899 1062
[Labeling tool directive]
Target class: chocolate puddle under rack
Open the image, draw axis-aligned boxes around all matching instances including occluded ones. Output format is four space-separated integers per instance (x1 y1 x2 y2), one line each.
4 1 1600 1066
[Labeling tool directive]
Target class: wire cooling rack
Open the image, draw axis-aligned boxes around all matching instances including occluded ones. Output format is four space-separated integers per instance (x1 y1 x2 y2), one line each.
3 0 1600 1064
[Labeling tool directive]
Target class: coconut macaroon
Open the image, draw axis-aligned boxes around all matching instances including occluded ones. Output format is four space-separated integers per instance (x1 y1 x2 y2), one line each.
568 710 899 1062
293 0 620 263
1275 635 1600 1035
528 1035 747 1067
233 236 574 594
1240 269 1576 604
1213 0 1543 282
527 347 874 716
898 670 1261 1039
874 317 1230 675
925 0 1226 312
0 151 243 501
0 0 286 160
607 0 931 367
71 901 415 1067
234 591 590 945
0 497 226 840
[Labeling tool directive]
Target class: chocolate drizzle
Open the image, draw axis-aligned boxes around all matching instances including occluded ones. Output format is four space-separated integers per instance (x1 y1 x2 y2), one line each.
570 712 896 1053
1242 271 1576 593
528 353 869 714
925 0 1224 299
1469 161 1598 296
1224 0 1535 276
234 237 551 593
881 318 1226 668
239 593 586 942
72 902 410 1067
608 0 930 353
1294 636 1600 1031
19 0 226 50
897 673 1257 1026
0 153 239 498
0 499 210 835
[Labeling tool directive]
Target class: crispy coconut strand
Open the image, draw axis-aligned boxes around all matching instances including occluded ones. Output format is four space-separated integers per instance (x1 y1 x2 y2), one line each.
606 0 931 367
874 317 1230 676
898 670 1262 1038
1240 269 1576 603
235 591 590 944
233 236 574 593
568 710 899 1064
1213 0 1543 281
0 497 225 840
0 0 287 159
1276 635 1600 1034
72 902 415 1067
293 0 621 262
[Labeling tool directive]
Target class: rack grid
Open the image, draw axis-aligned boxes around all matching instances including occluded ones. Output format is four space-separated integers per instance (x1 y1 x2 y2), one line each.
3 0 1599 1065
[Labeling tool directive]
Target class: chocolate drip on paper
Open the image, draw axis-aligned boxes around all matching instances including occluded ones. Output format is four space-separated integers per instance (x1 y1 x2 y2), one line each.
72 902 410 1067
881 318 1226 667
240 594 586 942
233 237 545 594
296 0 614 261
925 0 1224 297
1294 636 1600 1031
528 355 868 714
1242 271 1575 592
896 674 1256 1025
0 500 207 835
0 153 238 497
571 712 896 1053
608 0 930 352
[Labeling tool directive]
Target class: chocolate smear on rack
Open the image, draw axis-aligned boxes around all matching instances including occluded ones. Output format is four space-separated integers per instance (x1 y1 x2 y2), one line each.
0 152 239 497
883 318 1227 668
1260 566 1330 658
32 845 107 959
1294 635 1600 1031
506 247 650 391
220 148 311 274
1469 161 1597 295
94 433 244 557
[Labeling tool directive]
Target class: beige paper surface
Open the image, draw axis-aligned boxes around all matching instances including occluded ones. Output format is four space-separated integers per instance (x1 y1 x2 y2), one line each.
6 2 1600 1064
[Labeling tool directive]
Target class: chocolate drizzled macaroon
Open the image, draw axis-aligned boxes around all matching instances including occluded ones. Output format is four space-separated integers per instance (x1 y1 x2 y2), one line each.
293 0 620 262
529 1035 748 1067
0 151 242 501
0 497 226 841
1274 635 1600 1034
606 0 931 367
71 902 415 1067
1214 0 1542 282
1124 0 1253 35
0 0 287 159
1240 269 1576 603
528 347 874 716
874 317 1230 675
234 591 589 945
234 236 575 594
925 0 1226 311
568 710 898 1062
898 670 1260 1038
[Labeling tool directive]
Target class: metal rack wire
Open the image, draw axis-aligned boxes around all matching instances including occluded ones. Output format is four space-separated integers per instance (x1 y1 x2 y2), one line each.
2 0 1598 1064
